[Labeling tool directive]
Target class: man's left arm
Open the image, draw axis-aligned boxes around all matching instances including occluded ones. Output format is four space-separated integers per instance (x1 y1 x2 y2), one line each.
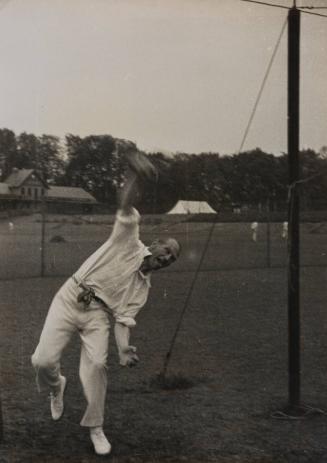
114 322 139 367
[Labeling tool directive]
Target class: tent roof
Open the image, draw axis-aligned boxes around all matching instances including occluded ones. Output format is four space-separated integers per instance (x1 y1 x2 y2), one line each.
167 200 216 214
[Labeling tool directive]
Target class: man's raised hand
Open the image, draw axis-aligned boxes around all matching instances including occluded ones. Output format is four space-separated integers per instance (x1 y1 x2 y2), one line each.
125 151 158 182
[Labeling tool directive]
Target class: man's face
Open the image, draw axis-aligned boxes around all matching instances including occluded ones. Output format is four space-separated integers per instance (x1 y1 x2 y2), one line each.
145 238 180 271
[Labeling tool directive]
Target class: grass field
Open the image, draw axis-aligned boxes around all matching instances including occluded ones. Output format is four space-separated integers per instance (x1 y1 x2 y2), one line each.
1 214 327 462
2 213 327 280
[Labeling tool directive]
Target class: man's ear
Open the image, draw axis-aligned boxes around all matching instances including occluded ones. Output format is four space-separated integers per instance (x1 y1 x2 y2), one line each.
148 239 160 252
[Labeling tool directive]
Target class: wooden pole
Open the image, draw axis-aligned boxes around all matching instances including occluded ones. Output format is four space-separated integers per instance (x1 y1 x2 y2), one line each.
266 200 271 268
287 5 301 408
40 195 46 277
0 394 3 441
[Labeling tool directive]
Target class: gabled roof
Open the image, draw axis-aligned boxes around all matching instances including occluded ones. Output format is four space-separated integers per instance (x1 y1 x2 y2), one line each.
167 200 216 214
5 169 47 188
0 182 11 195
47 186 97 203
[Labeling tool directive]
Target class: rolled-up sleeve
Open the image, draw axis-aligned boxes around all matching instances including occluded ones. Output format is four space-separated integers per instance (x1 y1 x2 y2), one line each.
114 301 142 328
114 315 137 328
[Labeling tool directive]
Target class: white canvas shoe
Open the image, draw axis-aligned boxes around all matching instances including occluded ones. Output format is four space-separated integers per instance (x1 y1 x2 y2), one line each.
50 375 66 421
90 427 112 456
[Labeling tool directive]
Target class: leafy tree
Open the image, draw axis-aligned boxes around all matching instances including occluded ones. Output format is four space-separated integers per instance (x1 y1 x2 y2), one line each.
220 149 288 210
1 125 326 213
139 152 178 213
16 132 39 169
38 135 65 184
0 128 17 180
14 132 64 183
300 149 327 210
64 134 129 203
170 153 224 211
273 154 288 210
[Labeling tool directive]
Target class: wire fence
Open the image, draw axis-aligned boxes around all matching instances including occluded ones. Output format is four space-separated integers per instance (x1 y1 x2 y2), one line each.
1 207 327 281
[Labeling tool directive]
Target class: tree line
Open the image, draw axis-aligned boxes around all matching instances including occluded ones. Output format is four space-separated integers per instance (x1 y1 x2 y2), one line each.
0 128 326 213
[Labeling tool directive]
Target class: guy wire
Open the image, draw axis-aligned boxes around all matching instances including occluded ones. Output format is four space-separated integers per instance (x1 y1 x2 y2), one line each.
238 15 288 154
159 214 218 380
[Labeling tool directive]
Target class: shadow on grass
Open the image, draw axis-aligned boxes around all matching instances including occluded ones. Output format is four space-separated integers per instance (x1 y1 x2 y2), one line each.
149 373 198 391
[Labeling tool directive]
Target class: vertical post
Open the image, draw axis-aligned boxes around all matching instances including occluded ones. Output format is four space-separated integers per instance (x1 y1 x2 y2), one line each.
287 6 301 408
266 218 271 268
40 195 46 277
0 394 3 441
266 199 271 268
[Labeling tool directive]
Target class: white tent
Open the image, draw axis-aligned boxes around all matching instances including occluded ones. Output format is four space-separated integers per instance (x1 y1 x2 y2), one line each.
167 200 216 214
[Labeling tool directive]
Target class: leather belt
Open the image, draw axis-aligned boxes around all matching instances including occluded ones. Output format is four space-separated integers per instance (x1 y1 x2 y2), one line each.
72 275 104 307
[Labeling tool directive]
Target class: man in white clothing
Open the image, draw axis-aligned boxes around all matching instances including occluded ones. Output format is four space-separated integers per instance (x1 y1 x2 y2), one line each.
31 155 181 456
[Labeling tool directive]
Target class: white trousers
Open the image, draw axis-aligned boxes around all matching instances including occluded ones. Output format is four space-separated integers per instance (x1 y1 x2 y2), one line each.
31 278 110 427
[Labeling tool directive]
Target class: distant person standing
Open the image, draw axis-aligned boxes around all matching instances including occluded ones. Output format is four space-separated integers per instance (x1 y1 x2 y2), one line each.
251 221 258 242
31 152 181 456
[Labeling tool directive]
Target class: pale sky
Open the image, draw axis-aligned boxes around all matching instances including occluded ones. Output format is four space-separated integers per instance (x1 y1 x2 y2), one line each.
0 0 326 155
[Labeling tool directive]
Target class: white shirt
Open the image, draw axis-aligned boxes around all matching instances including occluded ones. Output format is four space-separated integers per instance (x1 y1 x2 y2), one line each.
74 208 151 327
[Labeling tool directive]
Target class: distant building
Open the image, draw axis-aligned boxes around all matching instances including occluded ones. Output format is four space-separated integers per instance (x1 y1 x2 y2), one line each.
47 186 96 203
46 185 97 214
0 182 12 196
0 168 97 214
0 168 48 211
5 168 47 200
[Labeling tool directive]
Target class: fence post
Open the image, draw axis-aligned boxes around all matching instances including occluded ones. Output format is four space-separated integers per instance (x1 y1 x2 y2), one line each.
266 216 271 268
40 196 46 277
0 394 3 441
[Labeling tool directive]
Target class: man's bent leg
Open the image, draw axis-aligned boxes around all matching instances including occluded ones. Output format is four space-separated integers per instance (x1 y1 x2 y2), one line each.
78 308 110 427
31 281 77 392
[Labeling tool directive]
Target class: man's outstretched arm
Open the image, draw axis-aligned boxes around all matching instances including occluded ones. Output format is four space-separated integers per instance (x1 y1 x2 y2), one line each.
118 151 157 215
113 152 157 365
118 170 140 215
